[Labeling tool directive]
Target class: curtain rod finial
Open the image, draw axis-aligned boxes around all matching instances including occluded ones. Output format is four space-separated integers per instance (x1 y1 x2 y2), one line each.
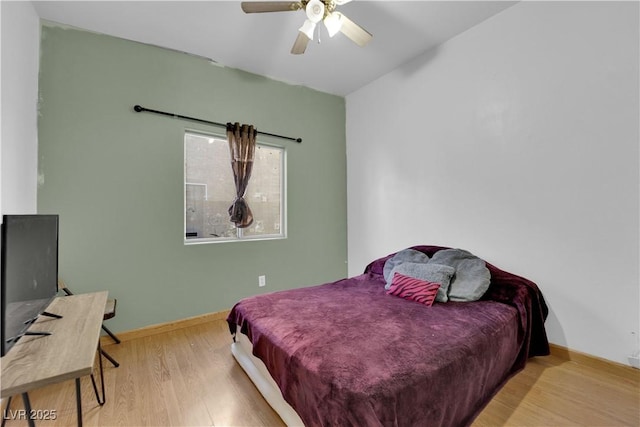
134 105 143 112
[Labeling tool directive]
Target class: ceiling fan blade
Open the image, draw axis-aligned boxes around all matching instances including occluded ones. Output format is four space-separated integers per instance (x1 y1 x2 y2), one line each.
338 13 373 47
291 32 310 54
241 2 301 13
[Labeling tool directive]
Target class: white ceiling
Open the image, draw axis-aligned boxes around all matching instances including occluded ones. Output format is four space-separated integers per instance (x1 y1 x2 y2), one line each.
32 1 517 96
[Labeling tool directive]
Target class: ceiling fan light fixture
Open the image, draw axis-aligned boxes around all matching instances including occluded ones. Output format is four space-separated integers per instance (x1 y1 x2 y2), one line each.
299 19 316 40
305 0 325 23
323 12 343 37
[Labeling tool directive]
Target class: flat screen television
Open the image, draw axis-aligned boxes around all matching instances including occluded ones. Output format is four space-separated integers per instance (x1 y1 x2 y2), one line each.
1 214 60 357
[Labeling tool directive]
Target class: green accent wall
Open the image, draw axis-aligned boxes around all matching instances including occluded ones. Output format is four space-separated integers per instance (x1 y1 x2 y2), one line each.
37 23 347 333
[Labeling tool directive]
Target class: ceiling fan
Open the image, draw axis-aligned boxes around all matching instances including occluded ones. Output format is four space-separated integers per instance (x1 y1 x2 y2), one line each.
241 0 373 54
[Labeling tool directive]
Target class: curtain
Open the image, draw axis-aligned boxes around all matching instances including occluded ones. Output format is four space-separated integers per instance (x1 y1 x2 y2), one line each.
226 122 257 228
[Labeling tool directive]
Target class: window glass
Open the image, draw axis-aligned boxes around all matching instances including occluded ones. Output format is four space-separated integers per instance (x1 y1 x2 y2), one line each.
184 131 285 243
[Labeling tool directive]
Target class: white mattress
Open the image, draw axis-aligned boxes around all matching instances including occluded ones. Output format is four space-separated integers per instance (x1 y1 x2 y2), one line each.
231 332 305 427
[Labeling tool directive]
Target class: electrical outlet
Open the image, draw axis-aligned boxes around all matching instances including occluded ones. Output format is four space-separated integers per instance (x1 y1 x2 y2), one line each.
258 275 266 287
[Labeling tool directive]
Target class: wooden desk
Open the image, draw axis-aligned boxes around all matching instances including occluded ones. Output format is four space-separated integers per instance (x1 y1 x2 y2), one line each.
1 292 108 426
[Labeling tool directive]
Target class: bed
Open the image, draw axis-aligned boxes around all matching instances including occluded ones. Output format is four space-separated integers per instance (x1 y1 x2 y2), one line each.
227 245 550 426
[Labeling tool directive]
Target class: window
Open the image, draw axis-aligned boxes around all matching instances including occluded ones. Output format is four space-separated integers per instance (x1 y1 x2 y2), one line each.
184 131 286 243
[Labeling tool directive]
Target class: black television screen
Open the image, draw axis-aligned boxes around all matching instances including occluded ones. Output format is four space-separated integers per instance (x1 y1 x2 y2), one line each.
1 214 59 357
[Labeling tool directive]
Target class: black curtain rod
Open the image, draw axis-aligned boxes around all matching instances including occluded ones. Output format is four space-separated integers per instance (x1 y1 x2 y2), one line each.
133 105 302 143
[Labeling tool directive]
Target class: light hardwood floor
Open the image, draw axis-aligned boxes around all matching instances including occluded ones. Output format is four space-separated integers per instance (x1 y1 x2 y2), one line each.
2 319 638 426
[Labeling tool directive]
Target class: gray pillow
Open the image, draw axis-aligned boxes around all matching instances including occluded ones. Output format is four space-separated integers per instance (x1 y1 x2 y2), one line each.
386 262 455 303
383 249 430 283
429 249 490 302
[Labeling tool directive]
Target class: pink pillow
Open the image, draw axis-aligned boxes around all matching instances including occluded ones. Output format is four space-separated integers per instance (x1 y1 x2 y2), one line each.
387 272 441 307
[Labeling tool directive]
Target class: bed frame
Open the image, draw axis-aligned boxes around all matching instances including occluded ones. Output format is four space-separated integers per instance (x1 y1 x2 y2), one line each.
231 332 303 426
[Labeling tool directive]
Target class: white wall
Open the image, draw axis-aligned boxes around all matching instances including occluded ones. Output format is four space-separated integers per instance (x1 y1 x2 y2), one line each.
1 1 40 215
346 1 639 366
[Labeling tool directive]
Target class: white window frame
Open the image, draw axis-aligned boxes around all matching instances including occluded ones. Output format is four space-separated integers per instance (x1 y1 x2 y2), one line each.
183 129 287 245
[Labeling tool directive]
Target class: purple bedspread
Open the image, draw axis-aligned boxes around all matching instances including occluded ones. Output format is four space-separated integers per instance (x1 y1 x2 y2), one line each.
227 246 549 427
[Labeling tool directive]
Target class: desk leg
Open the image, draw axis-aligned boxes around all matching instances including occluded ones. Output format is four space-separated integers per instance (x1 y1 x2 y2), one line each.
75 379 83 427
90 343 106 406
0 395 35 427
1 396 13 427
21 393 35 427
